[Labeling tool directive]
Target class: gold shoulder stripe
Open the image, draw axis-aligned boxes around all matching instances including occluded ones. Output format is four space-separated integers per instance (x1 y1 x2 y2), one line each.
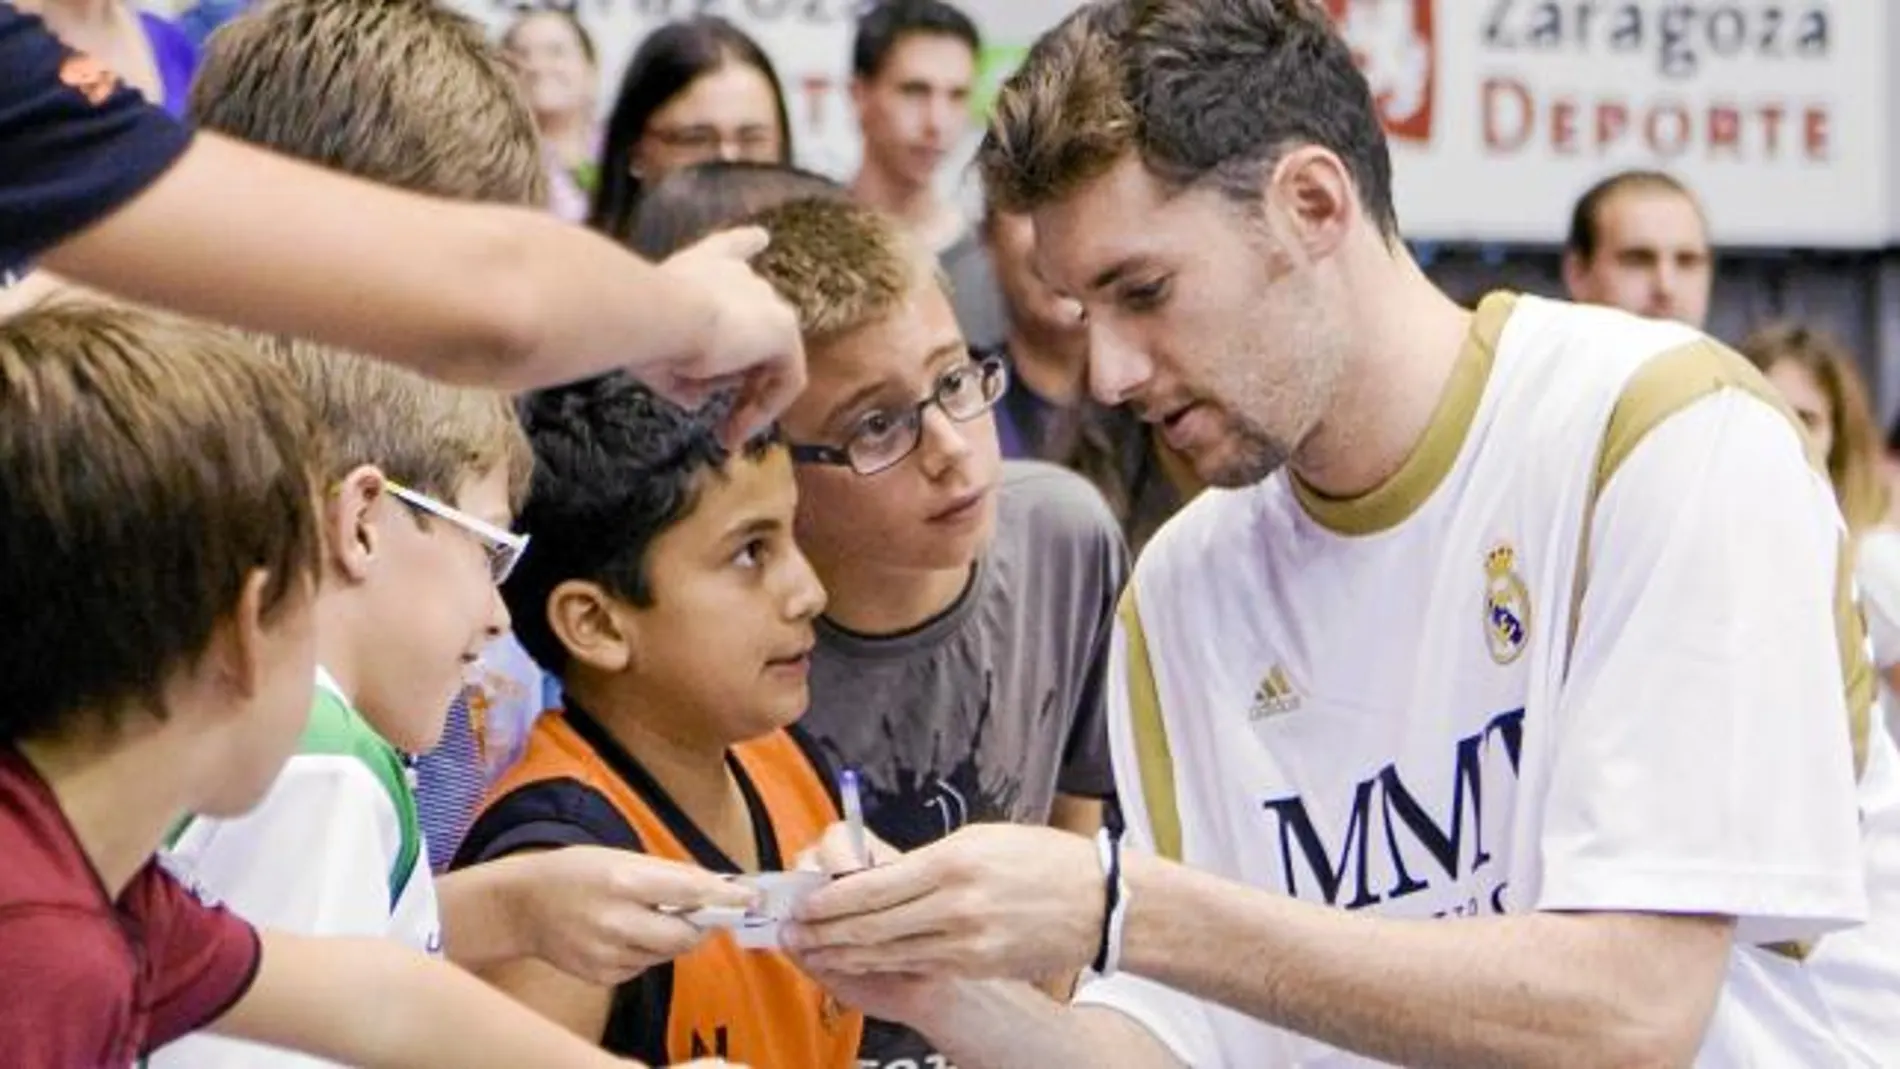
1577 338 1870 780
1592 339 1794 494
1835 533 1877 781
1119 586 1182 862
1573 336 1869 972
1571 338 1873 961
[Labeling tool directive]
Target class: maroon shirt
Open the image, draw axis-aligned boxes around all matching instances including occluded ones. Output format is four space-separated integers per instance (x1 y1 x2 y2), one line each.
0 746 260 1068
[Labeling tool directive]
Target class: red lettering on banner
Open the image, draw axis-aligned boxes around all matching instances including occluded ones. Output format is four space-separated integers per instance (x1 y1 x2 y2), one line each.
1806 108 1830 160
1550 99 1578 155
1481 79 1830 163
1760 103 1785 157
1708 106 1741 158
1481 78 1533 152
1595 101 1628 151
1644 103 1690 158
798 73 832 128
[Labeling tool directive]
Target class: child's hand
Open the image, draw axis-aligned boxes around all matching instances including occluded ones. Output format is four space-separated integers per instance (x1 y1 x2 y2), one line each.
512 847 759 985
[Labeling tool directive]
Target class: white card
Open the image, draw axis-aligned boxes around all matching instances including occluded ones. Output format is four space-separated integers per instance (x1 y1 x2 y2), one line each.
689 870 828 950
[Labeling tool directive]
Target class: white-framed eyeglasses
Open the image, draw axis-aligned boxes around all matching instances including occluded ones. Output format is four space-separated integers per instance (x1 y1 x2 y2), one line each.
384 480 529 584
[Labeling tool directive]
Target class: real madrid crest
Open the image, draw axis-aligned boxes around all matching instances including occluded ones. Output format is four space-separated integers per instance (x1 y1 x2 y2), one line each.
1482 542 1531 665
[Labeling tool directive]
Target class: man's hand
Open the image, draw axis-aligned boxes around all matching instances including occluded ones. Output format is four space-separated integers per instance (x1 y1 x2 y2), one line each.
783 823 1105 983
787 825 977 1027
646 227 805 446
509 847 758 985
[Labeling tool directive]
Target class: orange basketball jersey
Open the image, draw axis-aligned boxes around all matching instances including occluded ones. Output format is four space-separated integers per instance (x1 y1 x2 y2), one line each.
463 706 863 1068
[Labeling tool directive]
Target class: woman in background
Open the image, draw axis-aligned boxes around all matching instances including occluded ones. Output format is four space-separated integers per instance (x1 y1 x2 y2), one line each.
20 0 197 115
1745 322 1900 742
588 16 791 242
502 8 602 224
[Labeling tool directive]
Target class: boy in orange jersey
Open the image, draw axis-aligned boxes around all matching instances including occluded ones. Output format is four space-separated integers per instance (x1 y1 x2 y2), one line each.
456 379 861 1066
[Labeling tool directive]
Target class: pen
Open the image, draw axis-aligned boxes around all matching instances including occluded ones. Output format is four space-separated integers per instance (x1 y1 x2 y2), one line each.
840 767 869 867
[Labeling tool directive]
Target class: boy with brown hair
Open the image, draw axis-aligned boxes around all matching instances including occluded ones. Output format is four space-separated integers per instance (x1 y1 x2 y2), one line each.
185 0 547 207
154 5 751 1065
0 302 675 1069
743 195 1126 1068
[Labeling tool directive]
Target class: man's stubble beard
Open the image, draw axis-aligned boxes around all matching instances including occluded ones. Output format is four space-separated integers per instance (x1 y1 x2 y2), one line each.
1203 415 1291 489
1201 302 1336 490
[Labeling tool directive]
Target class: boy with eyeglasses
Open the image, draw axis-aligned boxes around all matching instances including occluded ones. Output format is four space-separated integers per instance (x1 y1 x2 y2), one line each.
152 344 529 1056
746 196 1129 1068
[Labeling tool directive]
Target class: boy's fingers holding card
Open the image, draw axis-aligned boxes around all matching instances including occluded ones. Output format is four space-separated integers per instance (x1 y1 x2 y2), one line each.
628 863 759 912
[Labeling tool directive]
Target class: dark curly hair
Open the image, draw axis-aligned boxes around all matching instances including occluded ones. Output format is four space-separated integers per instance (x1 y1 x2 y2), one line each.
504 376 779 674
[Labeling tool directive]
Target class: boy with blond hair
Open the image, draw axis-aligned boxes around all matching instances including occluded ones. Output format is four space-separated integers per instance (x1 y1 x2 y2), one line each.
742 195 1127 1068
158 344 532 960
0 302 684 1069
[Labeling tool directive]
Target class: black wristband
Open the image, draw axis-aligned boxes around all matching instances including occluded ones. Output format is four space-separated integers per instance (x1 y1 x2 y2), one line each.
1092 827 1123 974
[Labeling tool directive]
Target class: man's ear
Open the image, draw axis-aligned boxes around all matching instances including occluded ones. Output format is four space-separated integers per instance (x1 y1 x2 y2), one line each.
328 465 387 584
1561 250 1592 302
1267 145 1355 262
548 580 637 674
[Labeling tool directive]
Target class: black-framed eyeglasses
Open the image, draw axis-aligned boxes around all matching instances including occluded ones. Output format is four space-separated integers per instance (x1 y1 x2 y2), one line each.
789 355 1009 476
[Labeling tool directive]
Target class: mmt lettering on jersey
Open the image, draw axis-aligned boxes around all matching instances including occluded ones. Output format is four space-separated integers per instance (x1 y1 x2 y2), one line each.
1262 707 1525 915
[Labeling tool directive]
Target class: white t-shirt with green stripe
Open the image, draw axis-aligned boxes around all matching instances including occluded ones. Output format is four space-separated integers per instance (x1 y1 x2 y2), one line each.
146 669 439 1069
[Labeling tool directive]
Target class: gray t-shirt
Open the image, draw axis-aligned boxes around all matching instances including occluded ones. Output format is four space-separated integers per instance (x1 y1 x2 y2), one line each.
805 461 1126 850
803 462 1127 1068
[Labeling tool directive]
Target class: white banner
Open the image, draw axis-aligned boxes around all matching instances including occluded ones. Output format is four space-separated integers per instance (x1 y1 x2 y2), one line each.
460 1 1889 248
1331 0 1889 247
458 0 1057 204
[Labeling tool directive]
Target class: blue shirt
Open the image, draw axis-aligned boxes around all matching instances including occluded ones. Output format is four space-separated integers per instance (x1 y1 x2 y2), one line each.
0 6 193 278
414 635 556 872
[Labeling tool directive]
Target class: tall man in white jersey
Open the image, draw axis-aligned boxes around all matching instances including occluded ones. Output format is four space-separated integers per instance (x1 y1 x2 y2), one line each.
779 0 1900 1065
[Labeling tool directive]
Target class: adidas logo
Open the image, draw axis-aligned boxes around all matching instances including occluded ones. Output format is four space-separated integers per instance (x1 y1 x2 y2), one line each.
1249 665 1301 721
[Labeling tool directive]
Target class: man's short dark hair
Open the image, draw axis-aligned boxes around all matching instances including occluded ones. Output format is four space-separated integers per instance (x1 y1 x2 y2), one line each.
629 160 849 260
504 377 779 676
853 0 981 79
1565 170 1702 261
0 303 324 744
978 0 1397 242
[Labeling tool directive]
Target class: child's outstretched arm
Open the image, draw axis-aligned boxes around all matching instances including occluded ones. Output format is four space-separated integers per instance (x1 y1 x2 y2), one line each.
42 133 802 421
437 844 754 984
208 930 715 1068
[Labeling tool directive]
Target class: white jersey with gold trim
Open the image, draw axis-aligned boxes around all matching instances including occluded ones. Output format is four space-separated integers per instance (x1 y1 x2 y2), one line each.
1077 293 1900 1066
